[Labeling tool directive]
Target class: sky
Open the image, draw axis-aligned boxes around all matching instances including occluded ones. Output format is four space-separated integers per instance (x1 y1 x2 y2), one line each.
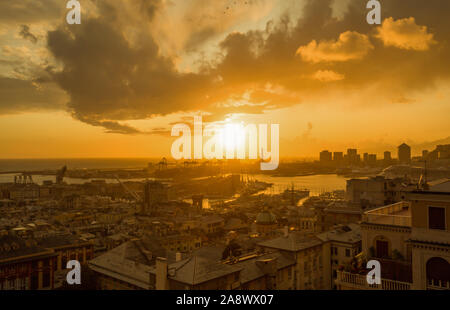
0 0 449 159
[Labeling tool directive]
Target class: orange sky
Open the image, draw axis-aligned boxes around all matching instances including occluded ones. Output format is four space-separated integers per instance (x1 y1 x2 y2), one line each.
0 0 449 159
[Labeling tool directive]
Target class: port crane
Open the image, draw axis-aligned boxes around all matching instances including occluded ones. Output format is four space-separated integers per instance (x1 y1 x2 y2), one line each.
114 175 142 215
56 166 67 184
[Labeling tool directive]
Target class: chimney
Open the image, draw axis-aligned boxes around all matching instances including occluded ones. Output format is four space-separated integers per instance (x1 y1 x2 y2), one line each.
256 258 277 289
155 257 168 290
283 226 289 238
176 252 182 262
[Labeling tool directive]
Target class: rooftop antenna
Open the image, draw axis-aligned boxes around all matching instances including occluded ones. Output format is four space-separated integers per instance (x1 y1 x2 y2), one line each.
417 159 429 190
424 160 428 184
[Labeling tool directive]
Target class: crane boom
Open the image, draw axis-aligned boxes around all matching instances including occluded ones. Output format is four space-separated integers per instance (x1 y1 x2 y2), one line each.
114 175 141 202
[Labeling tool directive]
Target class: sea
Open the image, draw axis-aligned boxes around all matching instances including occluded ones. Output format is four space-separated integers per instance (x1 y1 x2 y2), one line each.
0 158 348 196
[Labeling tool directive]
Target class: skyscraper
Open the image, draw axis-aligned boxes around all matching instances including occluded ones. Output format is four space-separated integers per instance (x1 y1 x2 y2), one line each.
398 143 411 164
320 150 332 163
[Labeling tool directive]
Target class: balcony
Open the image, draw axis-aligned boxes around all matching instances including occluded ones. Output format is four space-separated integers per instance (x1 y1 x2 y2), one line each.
427 278 450 290
336 271 411 290
363 202 411 227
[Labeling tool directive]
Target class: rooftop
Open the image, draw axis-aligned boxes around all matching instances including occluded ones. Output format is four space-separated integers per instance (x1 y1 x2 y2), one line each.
88 242 152 289
363 201 411 227
232 252 295 284
257 232 323 252
316 223 361 244
0 235 56 265
148 254 242 286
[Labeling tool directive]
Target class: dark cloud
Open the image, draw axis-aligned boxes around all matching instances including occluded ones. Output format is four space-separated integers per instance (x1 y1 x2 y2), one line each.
0 0 62 23
211 0 450 106
140 0 164 20
11 0 447 133
47 7 214 133
19 25 38 44
0 77 66 114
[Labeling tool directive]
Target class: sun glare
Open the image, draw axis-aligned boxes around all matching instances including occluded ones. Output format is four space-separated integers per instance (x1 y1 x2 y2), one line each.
219 122 247 154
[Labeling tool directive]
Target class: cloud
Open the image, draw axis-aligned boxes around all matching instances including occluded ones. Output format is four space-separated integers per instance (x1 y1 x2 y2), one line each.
375 17 437 51
47 6 213 133
391 96 416 104
43 0 450 133
311 70 345 82
0 77 66 114
0 0 62 24
2 0 450 134
296 31 374 63
19 25 38 44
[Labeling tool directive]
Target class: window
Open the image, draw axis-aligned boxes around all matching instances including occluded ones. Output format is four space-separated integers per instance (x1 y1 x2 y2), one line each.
376 240 389 258
43 272 51 288
429 207 446 230
31 274 38 290
331 247 338 256
345 249 351 257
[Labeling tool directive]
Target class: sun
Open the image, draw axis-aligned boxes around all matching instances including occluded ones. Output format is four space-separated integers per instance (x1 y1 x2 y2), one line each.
219 121 247 155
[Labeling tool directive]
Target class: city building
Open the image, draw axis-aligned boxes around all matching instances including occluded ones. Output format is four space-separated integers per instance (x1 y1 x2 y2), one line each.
346 176 415 209
384 151 392 165
257 231 331 289
363 153 369 164
0 235 57 290
336 190 450 290
346 149 360 166
320 151 332 164
333 152 344 165
317 224 361 289
255 209 277 236
143 181 169 214
398 143 411 164
89 237 171 290
36 235 94 271
367 154 377 166
150 250 296 290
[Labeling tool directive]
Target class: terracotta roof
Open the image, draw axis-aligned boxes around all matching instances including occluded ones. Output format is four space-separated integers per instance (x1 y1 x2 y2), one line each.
257 232 323 252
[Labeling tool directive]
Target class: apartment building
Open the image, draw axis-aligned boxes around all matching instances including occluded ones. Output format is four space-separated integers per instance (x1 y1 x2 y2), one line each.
408 191 450 289
257 231 331 289
336 190 450 290
346 176 414 209
317 223 361 289
90 238 295 290
0 235 57 290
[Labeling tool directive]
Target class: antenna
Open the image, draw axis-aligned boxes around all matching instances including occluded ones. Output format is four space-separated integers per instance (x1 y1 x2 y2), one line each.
424 160 428 184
